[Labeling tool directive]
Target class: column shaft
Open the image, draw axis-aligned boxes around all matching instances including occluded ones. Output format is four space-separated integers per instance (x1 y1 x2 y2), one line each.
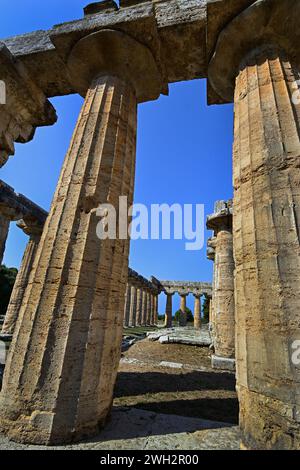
233 48 300 449
141 290 147 326
123 284 131 327
0 74 137 445
214 228 235 358
2 234 41 335
135 288 142 326
165 294 173 328
193 296 201 330
146 292 151 326
179 295 187 327
129 285 137 327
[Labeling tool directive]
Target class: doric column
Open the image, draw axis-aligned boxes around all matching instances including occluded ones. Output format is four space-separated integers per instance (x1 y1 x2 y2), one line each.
0 29 162 445
141 290 147 326
129 285 137 328
207 236 216 340
179 294 187 327
164 293 173 328
146 291 152 326
208 0 300 449
1 220 43 337
153 294 158 325
207 201 235 371
123 284 131 328
193 295 201 330
0 215 9 265
135 288 143 327
150 293 155 326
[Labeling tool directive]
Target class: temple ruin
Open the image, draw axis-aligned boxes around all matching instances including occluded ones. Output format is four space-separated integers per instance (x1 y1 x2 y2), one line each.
0 0 299 451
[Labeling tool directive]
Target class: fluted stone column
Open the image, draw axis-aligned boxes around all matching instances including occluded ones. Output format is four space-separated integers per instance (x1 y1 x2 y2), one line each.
129 285 137 328
193 295 201 330
0 215 9 265
141 290 147 326
150 293 155 326
207 237 216 343
208 0 300 449
153 294 158 325
165 293 173 328
123 284 131 327
135 288 143 327
179 294 187 327
0 29 162 445
1 220 43 337
146 291 152 326
207 203 235 371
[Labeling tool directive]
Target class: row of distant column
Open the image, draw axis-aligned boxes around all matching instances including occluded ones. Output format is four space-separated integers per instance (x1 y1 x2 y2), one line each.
164 292 204 329
124 284 158 327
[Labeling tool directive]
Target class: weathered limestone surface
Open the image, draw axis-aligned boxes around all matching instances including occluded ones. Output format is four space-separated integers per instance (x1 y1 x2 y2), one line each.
0 26 164 444
207 201 235 362
0 215 9 265
208 0 300 450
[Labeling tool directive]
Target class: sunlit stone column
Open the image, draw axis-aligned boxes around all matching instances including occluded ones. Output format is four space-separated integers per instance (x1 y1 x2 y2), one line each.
179 294 187 327
208 0 300 449
135 287 143 327
165 293 173 328
150 293 155 326
0 215 9 265
141 290 147 326
146 291 152 326
1 220 43 337
153 294 158 325
207 202 235 371
207 237 216 342
123 284 131 328
0 29 162 445
193 295 201 330
129 285 137 328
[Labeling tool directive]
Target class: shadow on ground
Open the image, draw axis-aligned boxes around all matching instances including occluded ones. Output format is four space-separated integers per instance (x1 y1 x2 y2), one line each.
114 370 238 425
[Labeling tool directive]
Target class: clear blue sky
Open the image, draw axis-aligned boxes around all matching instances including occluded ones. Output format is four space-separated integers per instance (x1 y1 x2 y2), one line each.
0 0 234 314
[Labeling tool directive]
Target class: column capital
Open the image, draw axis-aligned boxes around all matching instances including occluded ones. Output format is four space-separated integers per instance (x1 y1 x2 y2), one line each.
208 0 300 103
0 43 56 167
17 219 44 238
206 200 233 232
51 28 164 103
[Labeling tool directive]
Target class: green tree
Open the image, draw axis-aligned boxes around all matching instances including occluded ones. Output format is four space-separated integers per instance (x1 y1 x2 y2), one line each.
202 295 210 323
0 265 18 316
174 307 194 323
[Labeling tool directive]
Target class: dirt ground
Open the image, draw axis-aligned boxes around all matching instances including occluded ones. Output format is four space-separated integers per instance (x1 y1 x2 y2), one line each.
114 338 239 425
